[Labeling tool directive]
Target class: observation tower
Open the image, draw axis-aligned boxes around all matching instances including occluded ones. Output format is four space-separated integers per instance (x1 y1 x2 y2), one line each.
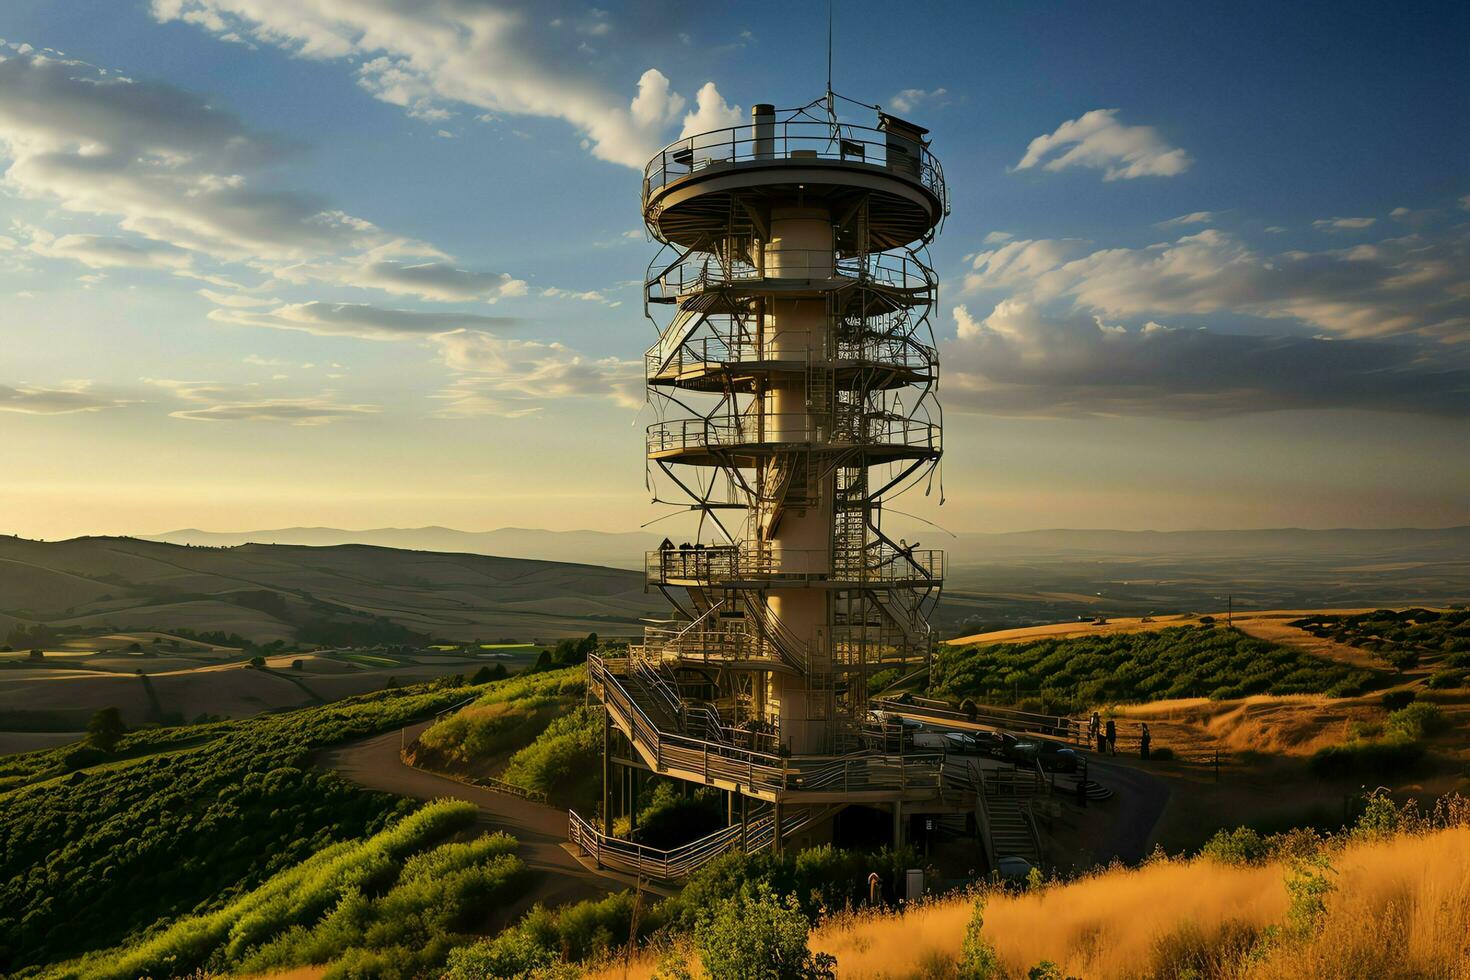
580 93 953 870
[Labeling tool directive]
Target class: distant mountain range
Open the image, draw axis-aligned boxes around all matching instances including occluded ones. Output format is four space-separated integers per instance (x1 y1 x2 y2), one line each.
145 524 1470 569
146 526 663 570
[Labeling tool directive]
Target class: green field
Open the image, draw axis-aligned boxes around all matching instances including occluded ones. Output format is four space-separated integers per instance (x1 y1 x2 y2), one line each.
930 625 1377 714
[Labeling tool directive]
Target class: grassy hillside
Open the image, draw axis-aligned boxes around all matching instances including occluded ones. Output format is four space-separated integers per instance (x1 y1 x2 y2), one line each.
0 677 484 972
608 796 1470 979
930 624 1376 714
0 534 661 644
37 800 524 980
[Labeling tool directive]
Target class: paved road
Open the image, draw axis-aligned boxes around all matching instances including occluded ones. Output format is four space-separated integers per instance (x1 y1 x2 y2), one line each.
317 720 615 911
1084 757 1172 864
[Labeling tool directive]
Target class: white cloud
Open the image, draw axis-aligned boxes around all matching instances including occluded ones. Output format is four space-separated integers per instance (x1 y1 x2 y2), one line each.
964 227 1470 343
0 48 381 263
148 378 379 425
199 288 278 308
946 301 1470 419
981 231 1014 245
1158 211 1217 227
430 330 642 417
1313 217 1377 231
1015 109 1191 181
0 381 129 415
888 88 948 114
680 82 742 136
152 1 732 169
210 301 518 340
345 259 528 303
19 226 194 272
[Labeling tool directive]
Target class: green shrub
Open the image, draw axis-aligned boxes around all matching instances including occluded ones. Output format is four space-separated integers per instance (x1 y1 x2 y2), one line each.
500 703 603 809
1200 826 1269 865
1427 668 1468 689
1380 690 1415 711
629 781 725 848
1151 746 1175 761
1384 702 1448 740
443 891 642 979
695 884 835 980
959 896 1001 978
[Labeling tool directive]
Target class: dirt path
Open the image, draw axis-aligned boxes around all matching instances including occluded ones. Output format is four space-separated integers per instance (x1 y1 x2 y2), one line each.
316 720 615 912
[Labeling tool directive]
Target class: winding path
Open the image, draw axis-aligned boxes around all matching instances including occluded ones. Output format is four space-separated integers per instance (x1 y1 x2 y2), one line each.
316 720 617 911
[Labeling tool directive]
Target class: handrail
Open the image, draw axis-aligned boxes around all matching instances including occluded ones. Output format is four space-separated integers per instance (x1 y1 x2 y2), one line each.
646 545 944 586
568 802 835 880
642 116 947 217
872 697 1083 744
647 248 936 303
589 655 944 796
647 413 940 456
646 328 937 381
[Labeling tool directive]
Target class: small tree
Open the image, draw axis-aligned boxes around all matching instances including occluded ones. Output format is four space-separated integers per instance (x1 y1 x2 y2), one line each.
959 896 1001 979
248 655 267 668
87 707 127 753
696 885 834 979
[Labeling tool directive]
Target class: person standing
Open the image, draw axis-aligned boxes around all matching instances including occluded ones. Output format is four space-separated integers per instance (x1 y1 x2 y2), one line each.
1104 718 1117 756
1140 722 1152 761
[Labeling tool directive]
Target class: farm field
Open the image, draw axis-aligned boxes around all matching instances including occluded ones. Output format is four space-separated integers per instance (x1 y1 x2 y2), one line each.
0 636 548 730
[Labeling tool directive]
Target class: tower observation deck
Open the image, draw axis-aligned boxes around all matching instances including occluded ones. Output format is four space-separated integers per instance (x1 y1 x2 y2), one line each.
581 95 954 870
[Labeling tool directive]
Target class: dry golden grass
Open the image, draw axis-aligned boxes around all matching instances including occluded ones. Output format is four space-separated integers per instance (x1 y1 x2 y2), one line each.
601 825 1470 979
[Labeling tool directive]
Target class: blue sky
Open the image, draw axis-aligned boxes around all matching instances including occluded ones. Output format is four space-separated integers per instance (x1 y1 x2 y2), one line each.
0 0 1466 539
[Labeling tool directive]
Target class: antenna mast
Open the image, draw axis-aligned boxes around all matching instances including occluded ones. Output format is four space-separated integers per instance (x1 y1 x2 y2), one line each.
826 0 836 122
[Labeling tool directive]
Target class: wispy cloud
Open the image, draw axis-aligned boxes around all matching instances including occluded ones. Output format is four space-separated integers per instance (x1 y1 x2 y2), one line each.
151 0 737 169
430 331 642 417
209 302 519 341
0 381 129 415
1015 109 1191 180
888 88 948 114
1313 216 1377 231
148 379 379 425
1158 211 1217 227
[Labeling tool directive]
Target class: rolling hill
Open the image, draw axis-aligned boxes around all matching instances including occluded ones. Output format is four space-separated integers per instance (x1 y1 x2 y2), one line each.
0 535 662 645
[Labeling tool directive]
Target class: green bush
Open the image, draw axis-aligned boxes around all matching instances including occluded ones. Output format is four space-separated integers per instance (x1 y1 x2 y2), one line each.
1427 668 1468 689
1199 826 1270 865
621 781 726 848
694 884 835 979
443 890 643 979
500 703 603 809
1384 702 1449 740
1380 690 1416 711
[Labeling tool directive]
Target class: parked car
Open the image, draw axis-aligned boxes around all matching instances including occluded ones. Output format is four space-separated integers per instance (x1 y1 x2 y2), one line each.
1009 737 1080 773
942 731 981 754
971 730 1021 761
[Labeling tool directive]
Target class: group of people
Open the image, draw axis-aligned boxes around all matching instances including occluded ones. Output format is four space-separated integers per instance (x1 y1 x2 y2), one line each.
1088 711 1152 759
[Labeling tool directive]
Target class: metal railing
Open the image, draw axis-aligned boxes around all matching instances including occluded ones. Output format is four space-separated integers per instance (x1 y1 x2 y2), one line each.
646 326 937 382
647 248 934 303
872 696 1084 744
643 117 947 213
567 803 835 880
647 413 940 456
645 544 943 586
590 654 944 797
